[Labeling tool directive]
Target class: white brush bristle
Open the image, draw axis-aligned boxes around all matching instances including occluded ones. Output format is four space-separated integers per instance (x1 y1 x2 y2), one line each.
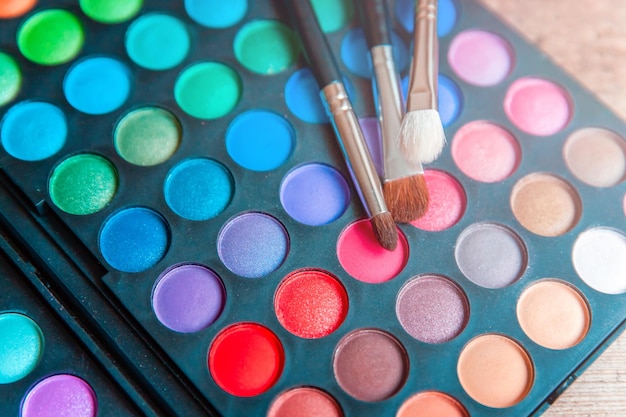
398 109 446 164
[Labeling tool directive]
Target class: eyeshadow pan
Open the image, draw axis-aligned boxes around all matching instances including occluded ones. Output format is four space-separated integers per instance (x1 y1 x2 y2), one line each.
457 334 534 408
79 0 142 24
311 0 354 33
564 127 626 187
0 0 36 19
402 75 463 127
396 391 469 417
284 68 328 124
517 280 590 350
0 313 44 384
340 28 408 78
0 52 20 107
394 0 458 37
184 0 247 29
333 328 408 402
268 387 343 417
410 170 466 231
510 173 582 237
21 374 97 417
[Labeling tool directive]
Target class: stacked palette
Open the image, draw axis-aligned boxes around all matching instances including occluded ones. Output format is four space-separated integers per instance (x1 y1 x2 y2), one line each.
1 0 625 416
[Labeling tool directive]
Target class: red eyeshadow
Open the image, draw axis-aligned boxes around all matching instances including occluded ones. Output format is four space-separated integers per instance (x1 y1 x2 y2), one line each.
208 323 284 397
275 269 348 338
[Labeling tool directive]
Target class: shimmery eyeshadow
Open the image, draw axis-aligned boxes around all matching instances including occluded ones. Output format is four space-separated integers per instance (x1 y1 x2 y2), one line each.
280 163 350 226
0 52 21 107
504 77 572 136
209 322 284 397
340 28 408 78
79 0 142 24
49 154 118 215
564 127 626 187
268 387 343 417
21 374 97 417
64 57 131 115
457 334 534 408
284 68 328 124
396 275 469 344
125 13 190 71
174 62 242 120
184 0 247 28
396 391 469 417
17 9 84 66
99 207 170 273
0 313 44 384
510 173 582 237
333 328 408 402
1 101 67 161
0 0 36 19
336 219 407 284
226 110 294 172
217 212 289 278
114 107 181 166
164 158 234 221
394 0 458 37
274 269 348 339
152 264 225 333
310 0 354 33
410 170 466 231
234 20 299 75
448 30 514 86
572 227 626 295
455 222 527 289
451 121 521 182
517 279 590 350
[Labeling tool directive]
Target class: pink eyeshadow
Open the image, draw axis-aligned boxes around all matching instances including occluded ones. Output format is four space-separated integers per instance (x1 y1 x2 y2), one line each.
504 77 572 136
448 30 514 86
451 120 520 182
410 170 466 231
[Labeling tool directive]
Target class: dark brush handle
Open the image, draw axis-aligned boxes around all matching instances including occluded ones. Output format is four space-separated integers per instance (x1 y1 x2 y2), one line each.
361 0 392 47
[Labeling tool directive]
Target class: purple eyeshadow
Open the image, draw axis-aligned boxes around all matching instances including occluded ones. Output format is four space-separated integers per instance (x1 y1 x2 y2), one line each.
21 374 97 417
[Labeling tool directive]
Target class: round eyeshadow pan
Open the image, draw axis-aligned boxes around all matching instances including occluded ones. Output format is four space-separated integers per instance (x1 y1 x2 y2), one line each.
99 207 170 273
333 328 408 402
394 0 458 37
49 154 118 215
396 391 469 417
280 163 350 226
226 110 295 172
517 279 590 349
164 158 234 221
311 0 354 33
114 107 181 166
80 0 142 24
1 101 67 162
564 127 626 187
64 56 132 115
0 52 21 107
410 170 466 231
448 30 513 87
572 227 626 295
21 374 97 417
340 28 408 78
185 0 247 29
268 387 343 417
504 77 572 136
0 313 44 384
17 9 84 66
451 120 521 182
234 20 299 75
396 275 469 344
0 0 36 19
337 219 407 284
125 13 190 71
274 269 348 339
209 322 284 397
510 173 582 237
284 68 328 124
218 212 289 278
152 264 225 333
455 222 527 289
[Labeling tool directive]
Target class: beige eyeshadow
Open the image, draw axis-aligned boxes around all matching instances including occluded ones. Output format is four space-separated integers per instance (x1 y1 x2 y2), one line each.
457 334 533 408
564 127 626 187
510 173 582 236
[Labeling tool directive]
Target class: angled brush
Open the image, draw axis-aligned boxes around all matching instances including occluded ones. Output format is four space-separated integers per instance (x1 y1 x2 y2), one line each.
398 0 446 165
282 0 398 250
360 0 429 223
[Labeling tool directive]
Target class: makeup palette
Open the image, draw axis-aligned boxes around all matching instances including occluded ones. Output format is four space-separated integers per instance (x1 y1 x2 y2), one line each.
1 0 625 416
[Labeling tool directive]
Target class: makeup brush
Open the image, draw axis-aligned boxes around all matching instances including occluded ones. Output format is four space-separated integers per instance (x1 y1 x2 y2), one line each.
360 0 429 223
398 0 446 165
283 0 398 251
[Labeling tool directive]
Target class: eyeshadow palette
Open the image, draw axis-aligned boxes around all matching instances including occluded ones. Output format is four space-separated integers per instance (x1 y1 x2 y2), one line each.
1 0 626 416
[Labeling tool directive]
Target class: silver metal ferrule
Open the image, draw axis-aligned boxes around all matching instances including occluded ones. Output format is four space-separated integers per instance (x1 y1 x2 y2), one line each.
371 45 424 181
406 0 438 112
321 82 388 217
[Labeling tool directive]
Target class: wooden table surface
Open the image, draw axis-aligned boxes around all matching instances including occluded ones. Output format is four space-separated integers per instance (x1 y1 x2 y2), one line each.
475 1 626 415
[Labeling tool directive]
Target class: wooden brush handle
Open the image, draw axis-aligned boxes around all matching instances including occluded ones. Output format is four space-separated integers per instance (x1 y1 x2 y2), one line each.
361 0 392 47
